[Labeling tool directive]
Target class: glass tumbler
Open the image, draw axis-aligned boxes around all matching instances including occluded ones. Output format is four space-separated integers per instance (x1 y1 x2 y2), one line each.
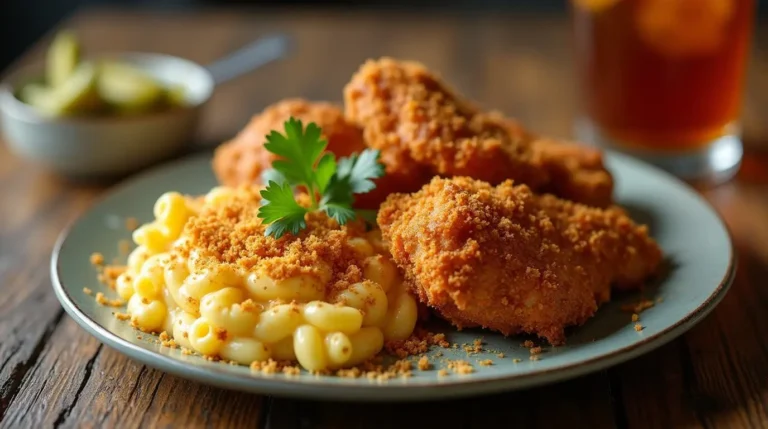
571 0 755 182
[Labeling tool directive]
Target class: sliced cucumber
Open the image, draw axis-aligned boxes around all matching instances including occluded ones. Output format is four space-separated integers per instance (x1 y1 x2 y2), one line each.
46 31 81 88
98 61 165 114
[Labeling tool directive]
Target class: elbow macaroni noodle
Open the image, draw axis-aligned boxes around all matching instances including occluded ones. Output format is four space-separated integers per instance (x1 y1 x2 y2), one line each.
113 187 418 371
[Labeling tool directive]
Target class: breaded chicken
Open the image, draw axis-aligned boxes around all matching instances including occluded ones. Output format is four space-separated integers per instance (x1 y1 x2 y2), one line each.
378 177 662 345
213 99 365 187
212 98 427 209
344 58 614 207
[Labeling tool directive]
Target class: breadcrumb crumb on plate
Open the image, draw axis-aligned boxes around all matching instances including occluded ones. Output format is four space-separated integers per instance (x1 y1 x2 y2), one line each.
51 153 734 401
622 300 656 314
125 217 139 231
89 252 104 266
94 292 123 307
418 356 432 371
114 312 130 321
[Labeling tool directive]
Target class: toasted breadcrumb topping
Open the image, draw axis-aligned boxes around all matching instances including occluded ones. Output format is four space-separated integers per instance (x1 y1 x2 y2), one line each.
178 187 384 299
83 287 93 295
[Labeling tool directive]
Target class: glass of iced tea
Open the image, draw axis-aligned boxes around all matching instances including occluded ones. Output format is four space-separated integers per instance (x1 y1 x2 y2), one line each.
571 0 755 182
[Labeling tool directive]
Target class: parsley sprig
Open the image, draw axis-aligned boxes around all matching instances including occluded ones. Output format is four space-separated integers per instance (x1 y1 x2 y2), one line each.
257 117 384 238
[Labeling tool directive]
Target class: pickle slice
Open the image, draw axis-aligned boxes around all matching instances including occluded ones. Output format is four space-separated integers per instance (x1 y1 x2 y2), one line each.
18 83 54 110
46 31 81 88
164 84 187 108
22 63 101 116
97 62 165 114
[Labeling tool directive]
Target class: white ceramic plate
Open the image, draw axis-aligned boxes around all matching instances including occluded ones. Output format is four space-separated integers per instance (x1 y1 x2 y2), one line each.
51 153 734 401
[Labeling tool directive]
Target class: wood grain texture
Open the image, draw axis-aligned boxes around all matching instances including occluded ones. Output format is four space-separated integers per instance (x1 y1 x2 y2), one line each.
0 7 767 429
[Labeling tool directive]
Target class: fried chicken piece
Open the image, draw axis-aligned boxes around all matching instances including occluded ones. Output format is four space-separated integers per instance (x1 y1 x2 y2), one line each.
212 98 427 209
378 177 662 345
213 98 365 187
344 58 614 207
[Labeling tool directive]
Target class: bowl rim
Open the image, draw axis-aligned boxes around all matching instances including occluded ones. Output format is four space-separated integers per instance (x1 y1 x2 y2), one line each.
0 51 214 125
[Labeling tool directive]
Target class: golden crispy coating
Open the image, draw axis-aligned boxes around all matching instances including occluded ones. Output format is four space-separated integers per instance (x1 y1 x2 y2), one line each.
344 58 614 207
378 177 662 345
213 99 366 188
531 138 614 208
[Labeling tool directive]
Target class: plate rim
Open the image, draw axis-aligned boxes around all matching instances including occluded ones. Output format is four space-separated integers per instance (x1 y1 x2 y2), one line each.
49 153 737 401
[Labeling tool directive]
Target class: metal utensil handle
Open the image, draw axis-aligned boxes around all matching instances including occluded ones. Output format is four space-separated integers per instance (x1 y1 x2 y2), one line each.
206 34 291 86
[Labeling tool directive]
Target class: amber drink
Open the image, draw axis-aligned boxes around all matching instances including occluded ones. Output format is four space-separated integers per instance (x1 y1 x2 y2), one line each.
572 0 754 181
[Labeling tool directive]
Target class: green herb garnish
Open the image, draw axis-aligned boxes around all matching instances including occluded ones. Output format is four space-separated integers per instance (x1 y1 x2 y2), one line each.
257 117 384 238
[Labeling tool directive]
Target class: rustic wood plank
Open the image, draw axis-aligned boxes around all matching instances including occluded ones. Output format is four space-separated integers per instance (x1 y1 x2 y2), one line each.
0 319 103 428
0 146 98 424
263 397 470 429
466 371 617 428
3 315 265 429
53 344 264 429
689 249 768 427
263 371 616 429
613 331 706 428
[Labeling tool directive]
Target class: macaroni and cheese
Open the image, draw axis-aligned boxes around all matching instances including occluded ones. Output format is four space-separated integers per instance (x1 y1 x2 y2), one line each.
112 186 418 371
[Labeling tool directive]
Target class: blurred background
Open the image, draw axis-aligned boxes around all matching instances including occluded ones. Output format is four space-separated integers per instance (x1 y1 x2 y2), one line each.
2 0 574 73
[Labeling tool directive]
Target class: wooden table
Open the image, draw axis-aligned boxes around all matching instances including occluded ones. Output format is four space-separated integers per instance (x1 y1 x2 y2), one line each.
2 7 767 429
